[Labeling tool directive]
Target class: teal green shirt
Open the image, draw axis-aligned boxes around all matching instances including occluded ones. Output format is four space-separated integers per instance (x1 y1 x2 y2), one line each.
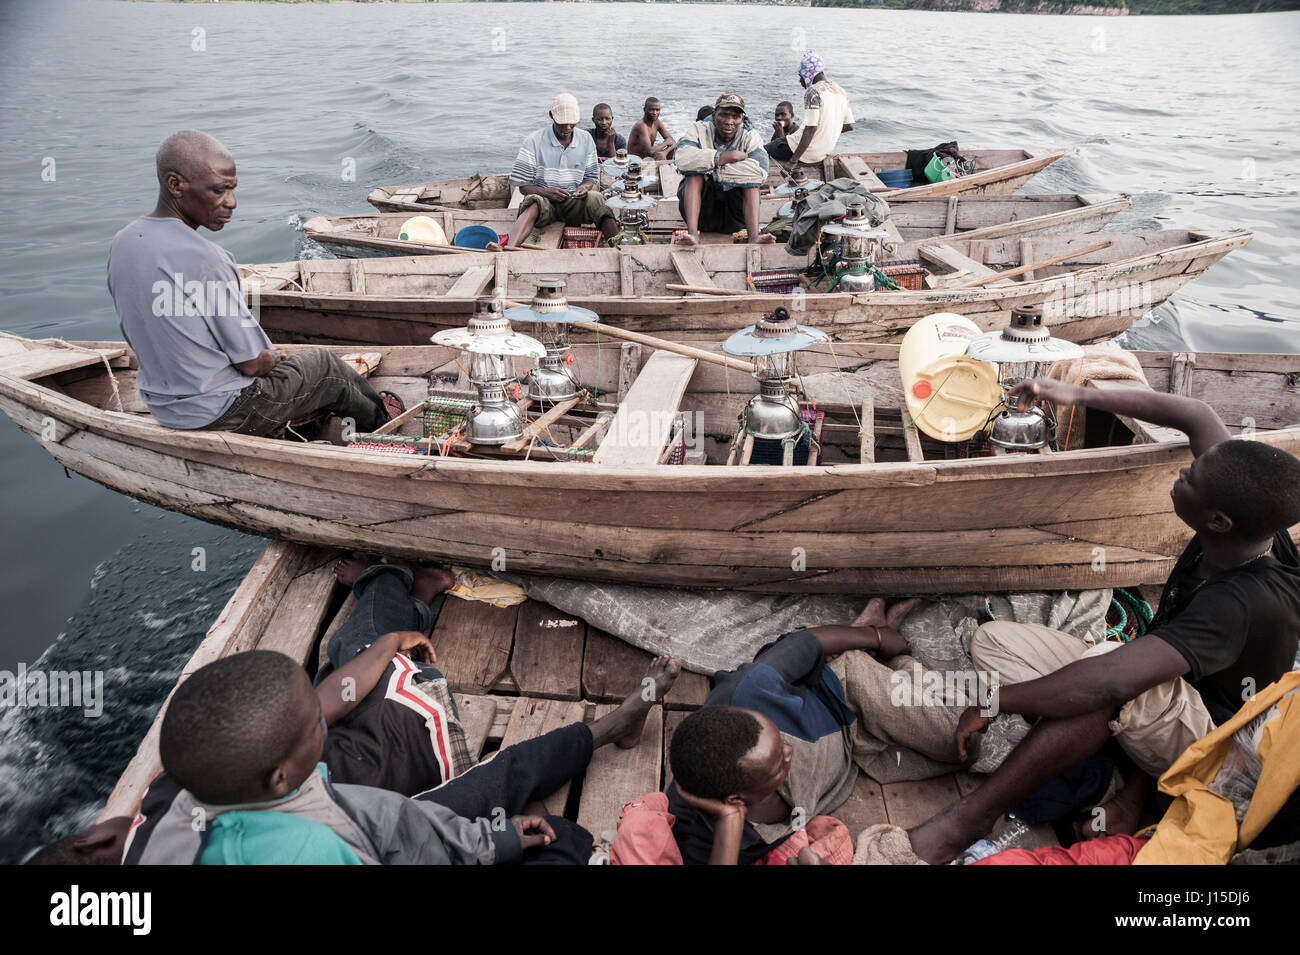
199 809 362 865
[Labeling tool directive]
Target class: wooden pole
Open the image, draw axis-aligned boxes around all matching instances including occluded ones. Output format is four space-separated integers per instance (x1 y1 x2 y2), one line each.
958 240 1113 288
569 320 754 373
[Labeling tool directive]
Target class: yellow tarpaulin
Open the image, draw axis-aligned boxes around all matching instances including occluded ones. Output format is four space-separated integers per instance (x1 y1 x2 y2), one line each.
1135 670 1300 865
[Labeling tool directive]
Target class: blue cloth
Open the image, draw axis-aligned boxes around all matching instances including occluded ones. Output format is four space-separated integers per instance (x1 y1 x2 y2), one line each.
107 216 271 428
510 125 599 192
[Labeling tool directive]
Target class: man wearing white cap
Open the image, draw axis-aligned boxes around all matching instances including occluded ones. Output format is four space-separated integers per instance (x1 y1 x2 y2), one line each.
496 93 618 249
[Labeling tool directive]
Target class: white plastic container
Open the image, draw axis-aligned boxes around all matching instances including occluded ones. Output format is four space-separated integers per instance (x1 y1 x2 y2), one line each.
898 313 1002 443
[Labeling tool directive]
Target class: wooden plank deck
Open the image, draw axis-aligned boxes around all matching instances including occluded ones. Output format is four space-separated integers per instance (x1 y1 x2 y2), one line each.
103 541 1031 860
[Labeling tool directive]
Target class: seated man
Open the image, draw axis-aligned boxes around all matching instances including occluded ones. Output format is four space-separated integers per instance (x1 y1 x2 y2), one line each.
108 130 397 437
496 93 618 249
768 101 799 145
673 93 774 246
766 51 855 167
628 97 676 161
906 379 1300 864
124 648 680 864
665 597 920 864
585 103 626 162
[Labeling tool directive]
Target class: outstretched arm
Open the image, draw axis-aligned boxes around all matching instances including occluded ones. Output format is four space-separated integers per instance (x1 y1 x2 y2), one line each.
803 597 920 658
1011 378 1232 458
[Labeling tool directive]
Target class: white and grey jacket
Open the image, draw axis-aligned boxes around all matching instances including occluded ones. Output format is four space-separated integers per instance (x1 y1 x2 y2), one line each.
674 120 770 188
123 767 521 865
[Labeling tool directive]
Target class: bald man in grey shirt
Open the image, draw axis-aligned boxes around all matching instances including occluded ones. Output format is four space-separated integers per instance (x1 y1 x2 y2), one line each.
108 130 393 435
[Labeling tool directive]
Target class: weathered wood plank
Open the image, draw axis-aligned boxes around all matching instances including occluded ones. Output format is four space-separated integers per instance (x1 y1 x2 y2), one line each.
499 697 590 815
881 775 961 829
509 599 584 700
444 265 493 299
593 351 696 466
429 597 516 694
670 249 715 289
578 703 664 847
831 773 891 842
860 398 876 464
582 627 710 709
900 401 925 462
256 560 340 665
453 692 510 762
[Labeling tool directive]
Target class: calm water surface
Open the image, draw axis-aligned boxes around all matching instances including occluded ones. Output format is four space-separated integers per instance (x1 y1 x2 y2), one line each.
0 0 1297 860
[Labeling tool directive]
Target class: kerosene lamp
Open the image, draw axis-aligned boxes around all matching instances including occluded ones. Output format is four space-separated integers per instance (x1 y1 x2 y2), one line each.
503 278 597 404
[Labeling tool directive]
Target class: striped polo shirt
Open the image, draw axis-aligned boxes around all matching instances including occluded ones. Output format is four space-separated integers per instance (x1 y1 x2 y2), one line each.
510 125 599 191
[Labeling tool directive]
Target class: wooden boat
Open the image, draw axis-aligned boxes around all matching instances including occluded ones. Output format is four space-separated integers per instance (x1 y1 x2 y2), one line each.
305 193 1132 258
100 539 1042 852
244 228 1252 347
367 148 1066 216
3 331 1297 596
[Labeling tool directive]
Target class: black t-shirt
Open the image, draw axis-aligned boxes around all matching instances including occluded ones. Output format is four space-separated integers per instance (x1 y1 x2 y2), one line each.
322 661 449 798
1149 530 1300 725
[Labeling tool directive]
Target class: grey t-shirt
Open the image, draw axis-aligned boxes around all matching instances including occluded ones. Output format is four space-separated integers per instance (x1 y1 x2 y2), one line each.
107 216 271 428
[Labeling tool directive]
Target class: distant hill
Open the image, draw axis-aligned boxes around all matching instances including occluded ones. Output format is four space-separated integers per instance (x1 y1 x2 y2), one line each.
811 0 1298 12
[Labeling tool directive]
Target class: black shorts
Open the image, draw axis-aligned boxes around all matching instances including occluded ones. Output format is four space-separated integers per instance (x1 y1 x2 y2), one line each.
678 176 754 234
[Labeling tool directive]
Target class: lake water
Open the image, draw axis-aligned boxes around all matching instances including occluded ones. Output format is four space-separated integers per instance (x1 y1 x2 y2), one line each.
0 0 1296 861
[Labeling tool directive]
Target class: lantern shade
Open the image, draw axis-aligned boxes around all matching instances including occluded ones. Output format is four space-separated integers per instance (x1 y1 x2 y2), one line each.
431 326 545 358
774 177 823 196
601 153 646 177
965 332 1085 365
722 323 828 357
607 192 657 211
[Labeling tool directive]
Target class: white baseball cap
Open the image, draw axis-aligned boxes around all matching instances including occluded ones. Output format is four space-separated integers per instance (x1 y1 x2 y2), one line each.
550 93 580 125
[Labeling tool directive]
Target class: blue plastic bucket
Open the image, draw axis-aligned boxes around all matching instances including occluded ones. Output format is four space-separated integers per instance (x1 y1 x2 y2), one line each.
453 224 501 249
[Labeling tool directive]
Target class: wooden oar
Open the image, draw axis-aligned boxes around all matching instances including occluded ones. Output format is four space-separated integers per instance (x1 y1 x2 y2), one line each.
665 283 750 297
958 240 1113 288
571 320 753 373
500 299 754 372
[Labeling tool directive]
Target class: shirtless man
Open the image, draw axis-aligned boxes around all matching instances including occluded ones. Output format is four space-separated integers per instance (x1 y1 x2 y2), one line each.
628 97 676 161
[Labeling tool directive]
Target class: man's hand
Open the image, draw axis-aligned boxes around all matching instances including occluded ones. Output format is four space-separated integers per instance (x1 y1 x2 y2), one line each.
718 149 749 165
511 815 556 850
1009 377 1084 412
234 348 285 377
382 630 436 665
956 705 991 761
543 187 572 203
674 787 747 822
572 182 592 199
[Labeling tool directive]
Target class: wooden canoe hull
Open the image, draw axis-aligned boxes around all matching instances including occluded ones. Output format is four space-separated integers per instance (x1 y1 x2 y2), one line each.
248 229 1252 347
3 338 1297 595
307 193 1131 259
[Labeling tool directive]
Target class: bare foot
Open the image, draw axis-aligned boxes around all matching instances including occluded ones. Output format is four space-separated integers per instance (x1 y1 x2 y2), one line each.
908 808 983 865
785 847 828 865
588 656 682 750
755 233 777 245
382 557 455 604
334 555 374 588
672 232 698 247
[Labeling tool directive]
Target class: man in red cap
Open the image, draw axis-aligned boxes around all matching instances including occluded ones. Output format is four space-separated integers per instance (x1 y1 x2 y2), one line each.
673 93 774 246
